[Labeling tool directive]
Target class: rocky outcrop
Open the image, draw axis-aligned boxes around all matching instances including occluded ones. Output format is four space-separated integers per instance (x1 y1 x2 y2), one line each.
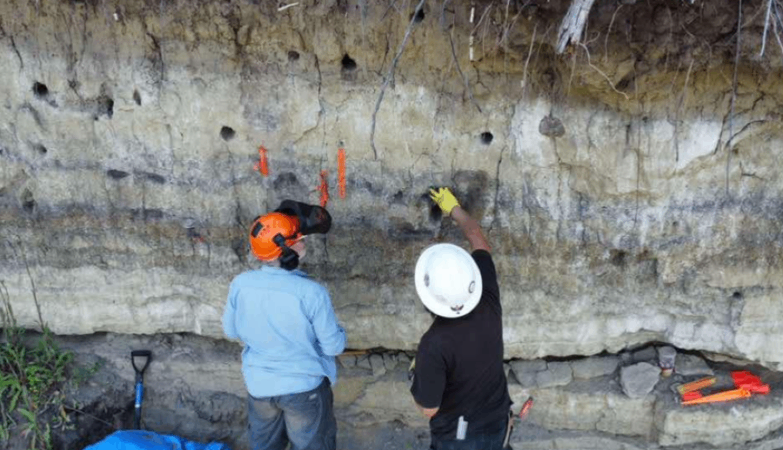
54 333 783 450
1 0 783 371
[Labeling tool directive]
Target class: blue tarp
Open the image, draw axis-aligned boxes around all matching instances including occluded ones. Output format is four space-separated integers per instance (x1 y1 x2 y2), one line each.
84 431 231 450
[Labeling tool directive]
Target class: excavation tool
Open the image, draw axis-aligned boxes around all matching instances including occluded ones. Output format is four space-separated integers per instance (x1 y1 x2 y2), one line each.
675 377 717 396
518 397 534 419
502 397 534 449
680 371 769 406
131 350 152 429
682 388 751 405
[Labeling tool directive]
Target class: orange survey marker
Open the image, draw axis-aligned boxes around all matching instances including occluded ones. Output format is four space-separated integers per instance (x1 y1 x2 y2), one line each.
676 377 717 396
682 388 752 405
318 170 329 208
519 397 534 420
254 146 269 177
680 371 769 406
337 148 346 199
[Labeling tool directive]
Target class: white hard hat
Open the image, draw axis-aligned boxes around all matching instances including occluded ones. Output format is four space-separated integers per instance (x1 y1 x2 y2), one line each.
414 243 483 318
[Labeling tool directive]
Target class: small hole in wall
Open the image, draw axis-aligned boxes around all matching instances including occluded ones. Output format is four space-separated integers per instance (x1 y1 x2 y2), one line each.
93 95 114 120
35 144 47 155
21 189 35 213
610 249 627 267
33 82 49 99
133 90 142 106
480 132 494 145
732 291 743 300
105 98 114 119
220 126 236 141
341 54 357 71
429 203 443 222
23 198 36 213
288 50 300 62
412 7 425 23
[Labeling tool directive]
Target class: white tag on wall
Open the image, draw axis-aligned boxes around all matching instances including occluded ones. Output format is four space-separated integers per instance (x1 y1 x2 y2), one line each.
456 415 468 440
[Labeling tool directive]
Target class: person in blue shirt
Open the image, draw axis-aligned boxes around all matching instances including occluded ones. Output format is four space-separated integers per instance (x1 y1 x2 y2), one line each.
223 201 346 450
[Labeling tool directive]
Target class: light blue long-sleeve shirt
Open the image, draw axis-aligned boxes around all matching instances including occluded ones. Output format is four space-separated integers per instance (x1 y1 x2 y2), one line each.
222 266 346 398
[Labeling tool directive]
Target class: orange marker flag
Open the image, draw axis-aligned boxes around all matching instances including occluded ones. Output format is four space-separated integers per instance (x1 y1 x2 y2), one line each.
337 148 346 199
253 146 269 177
682 388 751 406
318 170 329 207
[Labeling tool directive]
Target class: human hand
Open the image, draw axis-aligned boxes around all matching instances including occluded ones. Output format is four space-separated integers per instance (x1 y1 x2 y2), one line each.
429 187 460 215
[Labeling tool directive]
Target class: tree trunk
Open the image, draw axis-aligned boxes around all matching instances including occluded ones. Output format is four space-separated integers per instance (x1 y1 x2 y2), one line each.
556 0 597 54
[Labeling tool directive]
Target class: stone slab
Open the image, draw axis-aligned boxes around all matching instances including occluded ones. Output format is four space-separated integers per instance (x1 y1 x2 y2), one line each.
620 363 661 398
535 362 573 388
571 356 620 379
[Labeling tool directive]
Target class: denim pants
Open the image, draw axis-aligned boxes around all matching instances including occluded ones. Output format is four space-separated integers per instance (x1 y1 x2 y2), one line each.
247 378 336 450
429 418 509 450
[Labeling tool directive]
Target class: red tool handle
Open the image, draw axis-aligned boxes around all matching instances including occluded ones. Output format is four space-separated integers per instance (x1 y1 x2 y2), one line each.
519 398 534 419
732 371 770 394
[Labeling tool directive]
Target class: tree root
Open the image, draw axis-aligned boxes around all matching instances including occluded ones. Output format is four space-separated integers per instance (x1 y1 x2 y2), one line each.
369 0 427 160
557 0 597 54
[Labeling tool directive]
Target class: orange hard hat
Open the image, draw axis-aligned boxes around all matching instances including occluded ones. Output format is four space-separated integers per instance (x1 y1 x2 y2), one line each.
249 212 301 261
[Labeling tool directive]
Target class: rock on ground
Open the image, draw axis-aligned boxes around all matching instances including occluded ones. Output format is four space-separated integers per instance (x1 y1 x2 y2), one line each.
620 363 661 398
675 354 714 376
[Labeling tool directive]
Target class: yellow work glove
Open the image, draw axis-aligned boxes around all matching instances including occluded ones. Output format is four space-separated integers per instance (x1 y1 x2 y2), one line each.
429 187 460 215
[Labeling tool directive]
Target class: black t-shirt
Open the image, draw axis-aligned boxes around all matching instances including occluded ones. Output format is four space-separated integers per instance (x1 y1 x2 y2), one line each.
410 250 511 440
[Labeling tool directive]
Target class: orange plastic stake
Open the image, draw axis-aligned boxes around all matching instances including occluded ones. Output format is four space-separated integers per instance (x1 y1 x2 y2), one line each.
682 388 752 406
253 146 269 177
676 377 717 396
318 170 329 208
337 148 346 199
519 398 534 420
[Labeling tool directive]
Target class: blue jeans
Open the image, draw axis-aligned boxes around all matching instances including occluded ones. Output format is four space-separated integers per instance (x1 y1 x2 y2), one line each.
429 419 509 450
247 378 336 450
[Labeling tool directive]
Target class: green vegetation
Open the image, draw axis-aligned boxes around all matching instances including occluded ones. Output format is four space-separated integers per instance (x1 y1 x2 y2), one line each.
0 281 91 450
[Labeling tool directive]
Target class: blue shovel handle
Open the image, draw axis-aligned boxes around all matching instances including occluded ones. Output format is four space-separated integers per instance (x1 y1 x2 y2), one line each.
131 350 152 429
134 380 144 428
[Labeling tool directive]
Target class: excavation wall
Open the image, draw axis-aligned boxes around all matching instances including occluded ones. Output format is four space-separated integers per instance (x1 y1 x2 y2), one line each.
1 0 783 448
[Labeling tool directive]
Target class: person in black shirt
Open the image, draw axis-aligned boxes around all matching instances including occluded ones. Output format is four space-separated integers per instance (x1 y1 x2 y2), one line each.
410 187 512 450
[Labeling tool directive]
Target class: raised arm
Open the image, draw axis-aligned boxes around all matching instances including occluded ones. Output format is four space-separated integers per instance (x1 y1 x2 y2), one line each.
430 188 491 253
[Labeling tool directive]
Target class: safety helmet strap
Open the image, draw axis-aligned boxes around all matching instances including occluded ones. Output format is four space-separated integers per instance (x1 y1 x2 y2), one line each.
273 233 300 270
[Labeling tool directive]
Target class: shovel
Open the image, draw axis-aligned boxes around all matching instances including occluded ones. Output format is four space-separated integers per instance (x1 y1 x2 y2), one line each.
131 350 152 429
